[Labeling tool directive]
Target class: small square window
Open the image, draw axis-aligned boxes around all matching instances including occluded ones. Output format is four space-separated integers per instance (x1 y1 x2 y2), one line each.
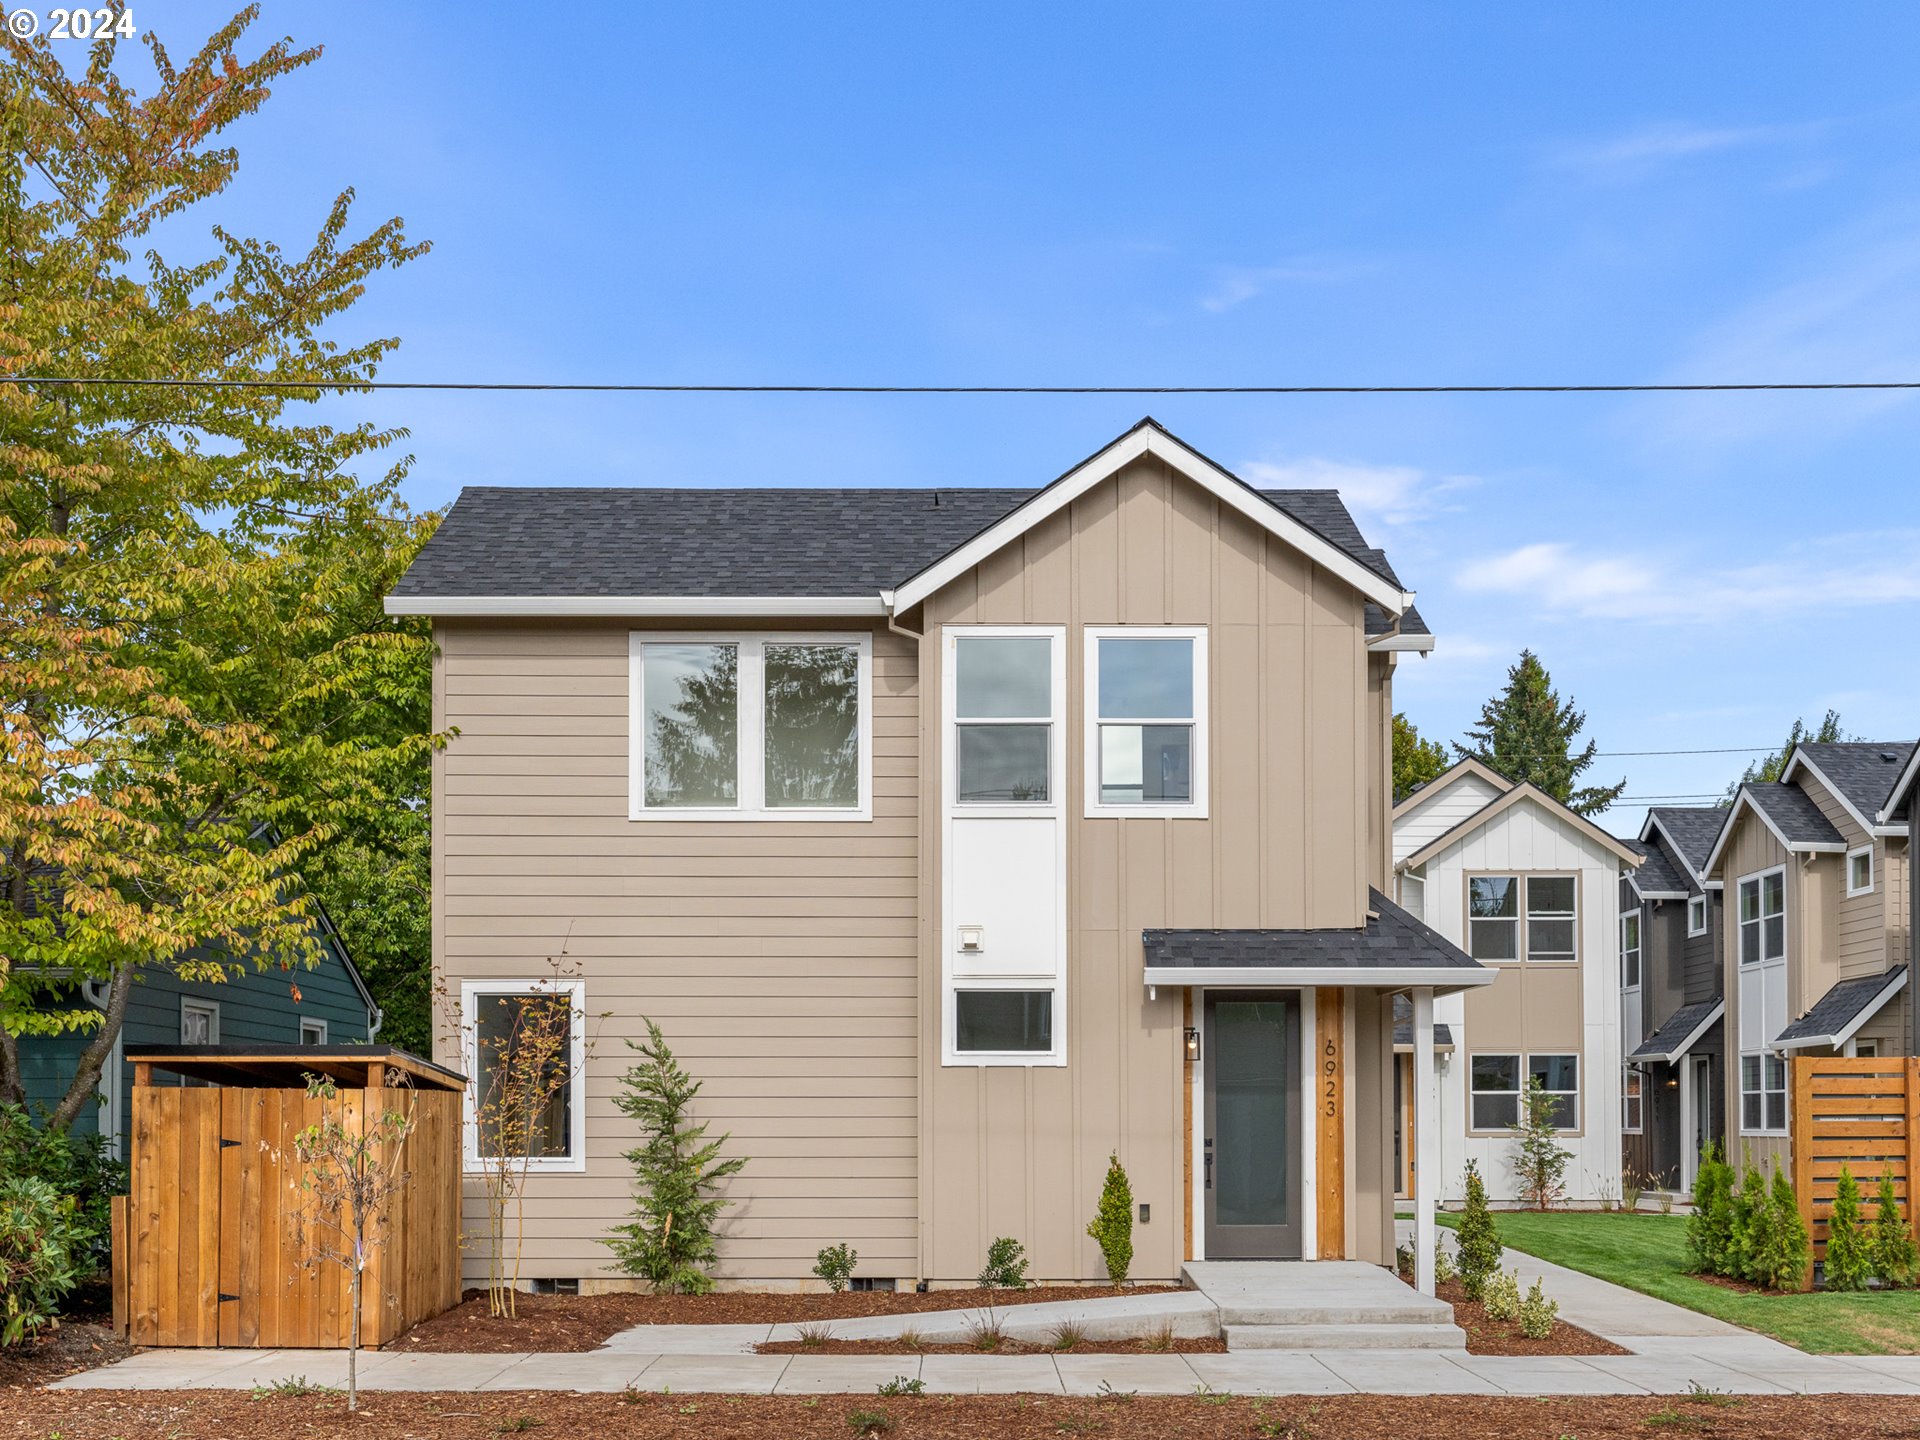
1847 848 1874 897
299 1017 329 1045
954 990 1054 1053
1686 895 1708 937
181 1000 220 1046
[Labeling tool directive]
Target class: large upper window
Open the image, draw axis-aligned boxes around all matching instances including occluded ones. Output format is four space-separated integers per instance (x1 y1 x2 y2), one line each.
1738 871 1785 967
1084 628 1207 817
954 635 1053 804
1736 867 1788 1134
462 980 587 1173
1469 875 1579 964
630 633 871 820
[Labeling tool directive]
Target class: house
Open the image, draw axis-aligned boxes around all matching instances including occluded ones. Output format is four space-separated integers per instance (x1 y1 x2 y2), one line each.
1875 744 1920 1059
1700 741 1914 1177
15 900 377 1155
1619 807 1727 1192
387 418 1491 1294
1389 759 1639 1206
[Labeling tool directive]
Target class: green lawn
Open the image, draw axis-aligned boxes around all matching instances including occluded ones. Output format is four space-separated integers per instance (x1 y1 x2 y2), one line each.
1437 1209 1920 1355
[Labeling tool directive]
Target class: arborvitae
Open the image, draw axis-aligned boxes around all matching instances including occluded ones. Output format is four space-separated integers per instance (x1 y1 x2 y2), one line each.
1756 1165 1810 1292
1870 1170 1918 1288
1822 1165 1869 1291
1686 1142 1734 1275
1454 1161 1504 1301
1084 1152 1135 1285
1729 1160 1769 1284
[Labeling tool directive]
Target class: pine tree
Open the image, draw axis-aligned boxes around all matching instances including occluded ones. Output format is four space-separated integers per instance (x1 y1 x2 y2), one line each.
1392 713 1450 802
1084 1152 1135 1285
1823 1165 1869 1291
605 1020 746 1294
1455 651 1624 815
1870 1170 1917 1288
1453 1161 1504 1300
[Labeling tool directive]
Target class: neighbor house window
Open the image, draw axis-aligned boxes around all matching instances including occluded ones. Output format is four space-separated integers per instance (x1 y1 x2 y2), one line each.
1468 878 1518 961
1527 877 1577 962
1847 847 1875 897
461 980 587 1173
1470 1053 1520 1130
1470 875 1577 963
1620 912 1641 990
1687 895 1708 937
1737 868 1788 1134
630 633 871 820
180 999 219 1046
1529 1054 1580 1129
1741 1052 1787 1134
1084 627 1207 817
1622 1067 1643 1133
299 1017 329 1045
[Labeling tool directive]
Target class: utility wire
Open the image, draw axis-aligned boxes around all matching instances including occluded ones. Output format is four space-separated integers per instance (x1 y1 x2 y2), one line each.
9 377 1920 395
1594 746 1772 757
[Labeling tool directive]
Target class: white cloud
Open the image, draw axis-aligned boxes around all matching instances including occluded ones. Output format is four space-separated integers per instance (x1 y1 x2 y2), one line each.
1198 254 1378 313
1241 456 1479 529
1455 532 1920 625
1550 120 1816 180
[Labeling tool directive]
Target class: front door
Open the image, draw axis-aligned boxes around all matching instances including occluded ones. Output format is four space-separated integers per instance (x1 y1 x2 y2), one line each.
1203 992 1301 1258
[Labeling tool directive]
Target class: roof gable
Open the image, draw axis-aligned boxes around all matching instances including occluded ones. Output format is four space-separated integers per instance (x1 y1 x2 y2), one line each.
1782 741 1915 837
1703 782 1847 877
1392 757 1513 821
1641 807 1727 889
1397 780 1646 872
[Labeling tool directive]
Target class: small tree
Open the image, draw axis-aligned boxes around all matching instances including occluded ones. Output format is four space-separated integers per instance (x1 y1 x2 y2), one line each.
1686 1141 1734 1274
813 1243 857 1292
0 1176 79 1347
1509 1076 1572 1211
978 1237 1029 1290
290 1075 418 1412
1729 1159 1769 1284
1085 1153 1134 1285
1392 713 1450 802
1453 1161 1503 1300
1823 1165 1869 1291
604 1019 744 1294
1870 1171 1918 1287
1756 1165 1809 1292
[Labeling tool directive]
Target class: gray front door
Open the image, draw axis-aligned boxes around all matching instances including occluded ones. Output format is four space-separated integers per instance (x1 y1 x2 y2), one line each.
1203 992 1302 1259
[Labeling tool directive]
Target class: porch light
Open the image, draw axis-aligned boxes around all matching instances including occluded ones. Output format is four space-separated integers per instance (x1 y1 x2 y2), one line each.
1184 1027 1201 1064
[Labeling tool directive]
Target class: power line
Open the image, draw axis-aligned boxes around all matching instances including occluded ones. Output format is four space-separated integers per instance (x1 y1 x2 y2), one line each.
1594 746 1773 757
8 376 1920 395
1617 793 1728 802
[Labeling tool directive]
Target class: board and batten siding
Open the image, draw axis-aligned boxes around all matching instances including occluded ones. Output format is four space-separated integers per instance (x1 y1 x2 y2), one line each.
431 619 922 1286
914 454 1397 1281
1716 811 1796 1176
1391 772 1504 868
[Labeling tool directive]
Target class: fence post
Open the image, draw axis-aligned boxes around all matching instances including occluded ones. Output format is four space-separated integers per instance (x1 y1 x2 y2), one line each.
1908 1059 1920 1247
1791 1057 1814 1291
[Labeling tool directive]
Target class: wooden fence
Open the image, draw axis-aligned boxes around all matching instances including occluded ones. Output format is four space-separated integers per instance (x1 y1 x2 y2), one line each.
1790 1055 1920 1285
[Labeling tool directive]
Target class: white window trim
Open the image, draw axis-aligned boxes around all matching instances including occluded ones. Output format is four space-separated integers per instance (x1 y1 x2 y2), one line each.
180 998 220 1046
628 631 873 822
1687 894 1708 938
942 625 1069 1067
300 1017 329 1045
1524 874 1579 965
1739 1049 1788 1137
460 979 589 1175
1082 626 1209 820
1620 910 1642 991
1468 1051 1521 1134
1737 866 1787 967
1527 1052 1582 1133
1622 1066 1643 1134
1846 845 1875 898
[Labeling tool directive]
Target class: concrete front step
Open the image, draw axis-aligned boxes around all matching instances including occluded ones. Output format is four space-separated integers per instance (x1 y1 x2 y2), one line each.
1223 1321 1467 1351
1215 1302 1454 1328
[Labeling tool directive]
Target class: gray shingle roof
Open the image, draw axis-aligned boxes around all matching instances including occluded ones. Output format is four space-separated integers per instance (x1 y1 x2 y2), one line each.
1141 889 1482 974
1627 837 1689 898
1741 782 1846 848
1647 807 1728 880
1391 993 1455 1048
1794 742 1917 825
1774 967 1907 1047
1630 999 1723 1062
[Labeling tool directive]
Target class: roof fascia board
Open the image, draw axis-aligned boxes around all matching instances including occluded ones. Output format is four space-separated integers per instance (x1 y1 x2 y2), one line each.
1634 1000 1725 1063
1398 781 1646 871
1143 964 1495 991
1369 632 1436 653
1778 970 1908 1052
890 426 1414 615
385 594 890 619
1876 743 1920 823
1629 879 1689 901
1391 756 1513 821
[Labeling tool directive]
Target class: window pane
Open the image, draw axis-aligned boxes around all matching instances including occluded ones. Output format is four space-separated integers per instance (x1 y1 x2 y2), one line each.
956 637 1051 719
1528 877 1575 915
1741 1054 1761 1092
1544 1094 1577 1128
1097 637 1193 719
1743 1093 1762 1130
1470 918 1517 961
1469 877 1518 919
1763 916 1784 960
1472 1054 1519 1092
764 643 859 808
1739 879 1759 923
473 993 574 1160
1765 1055 1786 1090
642 643 738 807
1740 923 1760 965
1762 872 1783 916
1099 724 1192 804
1851 853 1872 889
1622 915 1639 950
954 990 1053 1052
1471 1095 1519 1130
1766 1093 1786 1130
956 724 1050 803
1530 1054 1578 1091
1529 919 1575 958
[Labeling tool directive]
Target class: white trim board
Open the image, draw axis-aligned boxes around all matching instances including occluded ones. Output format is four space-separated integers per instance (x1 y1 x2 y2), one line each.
387 593 889 618
1143 966 1496 992
459 978 589 1176
1776 970 1908 1052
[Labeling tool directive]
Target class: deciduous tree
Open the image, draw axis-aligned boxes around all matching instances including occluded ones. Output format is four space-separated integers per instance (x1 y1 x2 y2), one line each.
1392 712 1449 802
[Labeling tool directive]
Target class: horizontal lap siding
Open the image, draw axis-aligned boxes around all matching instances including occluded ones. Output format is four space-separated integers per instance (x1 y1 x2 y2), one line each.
433 620 920 1285
1799 774 1901 983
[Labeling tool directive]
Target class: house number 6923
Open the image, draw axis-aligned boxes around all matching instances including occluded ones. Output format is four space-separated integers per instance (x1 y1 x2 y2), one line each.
1322 1037 1338 1116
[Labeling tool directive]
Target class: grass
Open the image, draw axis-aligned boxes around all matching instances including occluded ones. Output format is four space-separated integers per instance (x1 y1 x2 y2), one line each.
1438 1209 1920 1355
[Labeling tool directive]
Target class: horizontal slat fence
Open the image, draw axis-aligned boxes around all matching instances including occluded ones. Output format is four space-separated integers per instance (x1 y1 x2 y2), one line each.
1790 1056 1920 1288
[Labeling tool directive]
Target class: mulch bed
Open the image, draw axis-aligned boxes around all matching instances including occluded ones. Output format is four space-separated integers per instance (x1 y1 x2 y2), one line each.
1432 1276 1627 1356
9 1390 1920 1439
757 1336 1226 1355
0 1320 133 1389
389 1284 1184 1353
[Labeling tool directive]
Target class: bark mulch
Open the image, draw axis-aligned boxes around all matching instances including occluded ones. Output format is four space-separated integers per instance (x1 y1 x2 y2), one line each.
757 1336 1226 1355
1431 1276 1627 1356
0 1321 133 1389
9 1390 1920 1439
389 1284 1184 1353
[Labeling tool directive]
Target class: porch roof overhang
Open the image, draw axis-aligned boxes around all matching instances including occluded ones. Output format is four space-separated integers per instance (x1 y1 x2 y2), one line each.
1773 966 1907 1051
1629 998 1724 1064
1141 888 1496 996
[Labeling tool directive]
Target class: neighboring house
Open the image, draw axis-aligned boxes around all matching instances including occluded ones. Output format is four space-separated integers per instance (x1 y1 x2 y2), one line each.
1619 807 1727 1192
1876 745 1920 1059
388 417 1493 1291
1700 741 1914 1177
1390 758 1638 1206
15 902 378 1155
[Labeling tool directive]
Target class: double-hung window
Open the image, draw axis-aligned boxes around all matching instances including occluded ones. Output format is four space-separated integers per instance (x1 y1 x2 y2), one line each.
630 633 872 820
1468 875 1578 963
1529 1054 1580 1129
1741 1053 1787 1133
462 980 587 1173
1622 1066 1643 1133
1736 867 1788 1134
1084 628 1207 818
1620 912 1642 990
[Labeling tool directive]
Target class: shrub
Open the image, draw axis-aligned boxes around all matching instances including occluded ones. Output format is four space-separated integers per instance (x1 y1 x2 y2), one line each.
1481 1269 1521 1322
0 1104 123 1279
1687 1142 1735 1276
0 1175 81 1347
814 1243 858 1293
1509 1076 1572 1210
1085 1152 1134 1285
1621 1169 1646 1214
1517 1278 1559 1340
1454 1161 1504 1300
1432 1240 1456 1286
1728 1160 1769 1283
978 1236 1029 1290
604 1020 746 1295
1753 1165 1809 1292
846 1407 893 1435
1870 1170 1918 1287
1394 1242 1414 1280
1822 1166 1869 1292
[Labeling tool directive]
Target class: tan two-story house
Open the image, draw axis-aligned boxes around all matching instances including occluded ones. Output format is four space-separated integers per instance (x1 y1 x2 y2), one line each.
387 420 1490 1293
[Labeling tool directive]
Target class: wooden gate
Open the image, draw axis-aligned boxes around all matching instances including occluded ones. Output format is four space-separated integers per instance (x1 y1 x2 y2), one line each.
1790 1055 1920 1283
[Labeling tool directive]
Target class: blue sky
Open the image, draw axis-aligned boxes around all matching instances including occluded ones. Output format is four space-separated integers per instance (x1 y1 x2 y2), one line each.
145 2 1920 830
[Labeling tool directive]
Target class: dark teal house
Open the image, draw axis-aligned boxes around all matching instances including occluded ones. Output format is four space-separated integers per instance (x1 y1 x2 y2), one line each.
17 902 378 1153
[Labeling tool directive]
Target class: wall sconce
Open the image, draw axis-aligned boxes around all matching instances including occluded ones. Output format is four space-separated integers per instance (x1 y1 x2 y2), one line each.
1184 1027 1201 1064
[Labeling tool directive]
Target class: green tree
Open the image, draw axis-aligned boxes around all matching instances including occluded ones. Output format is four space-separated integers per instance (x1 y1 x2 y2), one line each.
1453 1160 1504 1300
1726 710 1847 799
1508 1075 1572 1210
1455 651 1624 816
1823 1165 1869 1291
1730 1159 1770 1284
0 10 435 1120
1392 712 1450 802
1758 1165 1810 1292
605 1019 745 1294
1084 1151 1134 1285
1870 1170 1917 1287
1686 1141 1735 1276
